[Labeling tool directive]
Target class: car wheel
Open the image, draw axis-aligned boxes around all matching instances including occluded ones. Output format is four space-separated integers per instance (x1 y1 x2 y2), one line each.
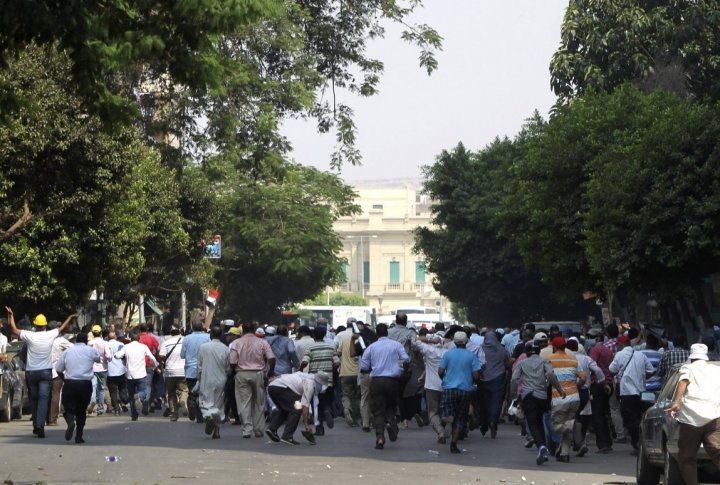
0 392 10 423
664 445 685 485
637 438 661 485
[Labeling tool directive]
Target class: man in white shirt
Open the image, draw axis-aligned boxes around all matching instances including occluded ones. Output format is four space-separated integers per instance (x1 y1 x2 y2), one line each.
55 332 100 444
414 333 447 443
669 343 720 485
159 327 186 422
114 330 158 421
106 331 128 415
89 325 112 415
6 306 76 438
266 370 329 445
609 335 654 451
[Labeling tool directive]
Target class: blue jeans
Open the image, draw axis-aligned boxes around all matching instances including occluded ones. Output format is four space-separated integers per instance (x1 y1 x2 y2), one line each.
26 369 52 429
127 378 148 418
94 371 107 412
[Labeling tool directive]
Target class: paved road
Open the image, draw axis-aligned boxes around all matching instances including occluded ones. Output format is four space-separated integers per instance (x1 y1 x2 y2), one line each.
0 413 636 484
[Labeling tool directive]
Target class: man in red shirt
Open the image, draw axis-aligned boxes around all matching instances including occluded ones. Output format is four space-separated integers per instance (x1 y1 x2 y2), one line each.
589 324 618 452
138 323 159 415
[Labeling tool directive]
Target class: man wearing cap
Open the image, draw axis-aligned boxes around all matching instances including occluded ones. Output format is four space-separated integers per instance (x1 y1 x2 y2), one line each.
609 334 654 452
360 323 410 449
511 341 563 465
89 325 112 416
547 336 585 462
55 332 100 443
438 331 481 454
5 307 76 438
669 343 720 485
266 370 329 445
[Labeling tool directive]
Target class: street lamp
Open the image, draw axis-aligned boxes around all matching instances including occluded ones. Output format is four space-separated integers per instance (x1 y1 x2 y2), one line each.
347 234 377 298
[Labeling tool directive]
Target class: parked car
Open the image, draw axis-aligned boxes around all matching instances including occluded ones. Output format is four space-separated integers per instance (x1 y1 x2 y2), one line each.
637 362 720 484
0 340 28 422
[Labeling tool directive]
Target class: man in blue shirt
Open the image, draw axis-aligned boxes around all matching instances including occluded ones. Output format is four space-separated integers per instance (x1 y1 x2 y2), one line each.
439 331 481 454
360 324 410 450
55 332 100 444
181 321 209 423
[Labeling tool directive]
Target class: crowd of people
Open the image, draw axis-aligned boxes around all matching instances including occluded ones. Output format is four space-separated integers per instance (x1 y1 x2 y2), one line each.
2 307 720 484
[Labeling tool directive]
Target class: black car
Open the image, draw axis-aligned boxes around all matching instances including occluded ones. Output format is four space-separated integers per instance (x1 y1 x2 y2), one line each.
0 340 27 422
637 362 720 484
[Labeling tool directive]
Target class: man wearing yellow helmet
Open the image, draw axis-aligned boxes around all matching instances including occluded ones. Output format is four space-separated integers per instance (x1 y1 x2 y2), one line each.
5 306 76 438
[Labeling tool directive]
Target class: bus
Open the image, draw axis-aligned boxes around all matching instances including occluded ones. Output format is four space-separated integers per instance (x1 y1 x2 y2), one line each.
394 306 438 315
297 305 375 329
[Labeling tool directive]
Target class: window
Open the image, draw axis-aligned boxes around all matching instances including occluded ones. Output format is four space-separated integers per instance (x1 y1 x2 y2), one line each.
389 261 400 284
340 263 348 284
372 204 383 210
363 261 370 284
415 261 426 284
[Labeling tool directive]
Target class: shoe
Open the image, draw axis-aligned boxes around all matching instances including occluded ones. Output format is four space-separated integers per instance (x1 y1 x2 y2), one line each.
131 415 138 421
280 437 300 445
314 425 325 436
386 422 398 442
254 430 264 438
163 408 171 417
479 426 488 437
576 445 588 457
188 406 196 421
524 437 535 448
400 420 409 430
141 401 149 416
75 436 85 444
536 446 549 466
97 410 104 416
266 429 281 442
556 454 570 463
414 413 425 428
65 422 75 441
243 432 251 438
204 417 215 436
37 427 45 438
375 439 384 450
438 436 446 444
170 416 178 422
323 409 334 429
362 427 371 433
301 430 316 444
450 442 461 454
32 426 39 435
596 447 613 454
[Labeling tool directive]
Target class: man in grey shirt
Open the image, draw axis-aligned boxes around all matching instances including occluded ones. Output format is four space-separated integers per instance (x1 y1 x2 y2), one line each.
511 342 564 466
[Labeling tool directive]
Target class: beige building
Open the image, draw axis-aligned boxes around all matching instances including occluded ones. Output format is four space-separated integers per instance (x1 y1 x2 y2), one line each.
333 179 447 317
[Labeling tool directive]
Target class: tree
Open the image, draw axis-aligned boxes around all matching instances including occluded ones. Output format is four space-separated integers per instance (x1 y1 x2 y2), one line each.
550 0 720 102
0 46 190 313
414 141 596 327
215 165 359 321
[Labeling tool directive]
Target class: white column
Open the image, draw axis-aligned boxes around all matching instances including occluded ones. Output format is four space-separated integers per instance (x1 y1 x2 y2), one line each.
180 290 187 330
139 294 145 324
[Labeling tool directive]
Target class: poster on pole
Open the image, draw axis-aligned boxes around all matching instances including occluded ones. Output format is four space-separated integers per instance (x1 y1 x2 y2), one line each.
203 234 222 259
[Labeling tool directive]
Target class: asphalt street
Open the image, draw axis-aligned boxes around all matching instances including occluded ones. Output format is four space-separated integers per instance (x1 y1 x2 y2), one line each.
0 412 636 485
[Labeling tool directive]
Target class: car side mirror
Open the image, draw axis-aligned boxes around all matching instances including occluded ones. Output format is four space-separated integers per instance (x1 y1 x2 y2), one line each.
641 391 657 403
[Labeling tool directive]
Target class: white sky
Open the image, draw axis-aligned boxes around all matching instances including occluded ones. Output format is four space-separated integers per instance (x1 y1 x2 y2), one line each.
282 0 569 182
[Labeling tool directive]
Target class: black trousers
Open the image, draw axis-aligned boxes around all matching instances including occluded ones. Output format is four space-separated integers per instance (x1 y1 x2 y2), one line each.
370 376 399 438
619 394 643 448
590 382 613 449
521 394 548 449
107 374 128 412
317 385 334 427
268 386 302 439
62 379 93 435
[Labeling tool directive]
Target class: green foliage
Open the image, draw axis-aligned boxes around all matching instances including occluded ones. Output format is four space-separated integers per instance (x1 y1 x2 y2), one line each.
550 1 720 101
0 46 190 312
216 165 359 321
305 292 368 306
414 141 595 327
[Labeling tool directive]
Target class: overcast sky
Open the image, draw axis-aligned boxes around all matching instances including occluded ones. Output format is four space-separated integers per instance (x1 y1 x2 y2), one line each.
282 0 569 182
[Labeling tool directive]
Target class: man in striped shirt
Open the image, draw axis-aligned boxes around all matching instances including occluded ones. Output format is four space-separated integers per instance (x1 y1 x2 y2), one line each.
547 336 584 463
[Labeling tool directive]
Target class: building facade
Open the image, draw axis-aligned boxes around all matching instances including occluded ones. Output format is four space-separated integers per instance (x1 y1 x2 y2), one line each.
333 179 447 317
